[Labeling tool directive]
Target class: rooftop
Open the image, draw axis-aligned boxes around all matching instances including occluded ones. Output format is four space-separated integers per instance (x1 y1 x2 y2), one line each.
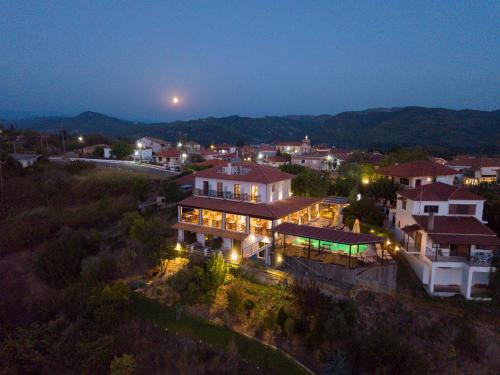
140 136 170 145
447 157 500 169
272 222 385 245
412 215 496 236
376 160 457 178
155 149 180 158
177 195 321 220
194 162 294 184
397 182 484 201
276 141 304 146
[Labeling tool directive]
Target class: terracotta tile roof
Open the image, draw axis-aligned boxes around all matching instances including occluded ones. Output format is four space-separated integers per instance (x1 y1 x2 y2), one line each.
412 215 496 236
276 141 304 146
330 148 351 155
155 149 180 158
174 173 196 186
258 145 276 151
177 195 321 220
142 136 170 145
193 162 294 184
192 159 227 168
427 233 500 246
397 182 484 201
376 160 457 178
272 222 385 245
446 157 500 169
264 156 288 163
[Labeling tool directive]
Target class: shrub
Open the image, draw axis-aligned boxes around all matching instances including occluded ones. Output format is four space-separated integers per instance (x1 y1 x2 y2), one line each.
110 354 136 375
276 307 288 332
227 284 245 316
453 320 478 357
244 299 255 316
64 161 96 174
34 229 101 288
202 253 228 297
283 317 295 337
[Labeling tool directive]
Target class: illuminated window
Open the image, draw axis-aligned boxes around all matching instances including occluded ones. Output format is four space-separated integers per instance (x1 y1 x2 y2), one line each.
234 184 241 199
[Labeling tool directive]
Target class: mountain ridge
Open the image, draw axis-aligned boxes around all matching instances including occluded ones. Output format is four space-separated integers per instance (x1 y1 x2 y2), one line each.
6 106 500 153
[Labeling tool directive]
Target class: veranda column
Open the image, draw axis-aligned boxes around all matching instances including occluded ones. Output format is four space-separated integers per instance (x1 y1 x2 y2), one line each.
198 209 203 225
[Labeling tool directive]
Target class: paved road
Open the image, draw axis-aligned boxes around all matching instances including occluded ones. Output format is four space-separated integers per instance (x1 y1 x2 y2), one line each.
49 157 179 178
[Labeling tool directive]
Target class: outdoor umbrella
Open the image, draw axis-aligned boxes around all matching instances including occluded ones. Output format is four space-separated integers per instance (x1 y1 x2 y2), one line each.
352 218 361 233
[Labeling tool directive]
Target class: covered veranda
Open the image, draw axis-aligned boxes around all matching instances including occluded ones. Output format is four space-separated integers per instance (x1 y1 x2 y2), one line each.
272 222 388 269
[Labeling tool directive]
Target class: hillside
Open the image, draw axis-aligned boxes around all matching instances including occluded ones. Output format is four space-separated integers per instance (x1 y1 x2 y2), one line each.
10 107 500 153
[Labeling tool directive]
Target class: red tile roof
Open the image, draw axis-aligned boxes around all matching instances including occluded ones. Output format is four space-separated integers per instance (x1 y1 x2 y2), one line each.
175 173 196 186
276 141 304 146
155 149 180 158
177 195 321 220
427 233 500 246
265 156 288 163
412 215 496 236
447 157 500 169
397 182 484 201
376 160 457 178
193 162 294 184
272 222 385 245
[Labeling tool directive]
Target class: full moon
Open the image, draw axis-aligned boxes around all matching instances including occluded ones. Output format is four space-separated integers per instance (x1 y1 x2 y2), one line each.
172 96 179 104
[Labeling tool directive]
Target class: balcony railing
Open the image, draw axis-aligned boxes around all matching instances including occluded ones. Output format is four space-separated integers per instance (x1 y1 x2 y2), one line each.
194 188 261 203
425 248 494 267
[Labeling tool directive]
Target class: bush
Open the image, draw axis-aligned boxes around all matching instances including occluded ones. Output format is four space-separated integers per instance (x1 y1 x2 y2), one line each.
202 253 228 297
64 161 96 174
34 229 101 288
227 284 245 316
110 354 136 375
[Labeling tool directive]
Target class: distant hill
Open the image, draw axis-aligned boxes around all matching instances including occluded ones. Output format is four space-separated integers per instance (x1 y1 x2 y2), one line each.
9 107 500 153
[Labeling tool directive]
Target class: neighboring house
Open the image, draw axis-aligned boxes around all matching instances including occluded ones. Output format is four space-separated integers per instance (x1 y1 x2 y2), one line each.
133 147 153 162
155 149 184 170
276 136 311 155
211 143 237 154
81 144 110 157
136 136 171 154
174 162 321 264
184 141 202 154
393 182 498 300
431 157 448 165
446 157 500 185
376 160 457 188
10 153 40 168
291 151 337 171
257 156 288 168
256 145 277 159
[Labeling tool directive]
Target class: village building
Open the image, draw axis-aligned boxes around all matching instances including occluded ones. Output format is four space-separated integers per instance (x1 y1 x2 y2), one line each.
376 160 457 188
133 147 153 162
10 153 40 168
276 136 311 155
183 140 202 154
136 136 171 154
446 156 500 185
393 182 498 300
154 149 185 171
291 151 337 171
257 156 288 168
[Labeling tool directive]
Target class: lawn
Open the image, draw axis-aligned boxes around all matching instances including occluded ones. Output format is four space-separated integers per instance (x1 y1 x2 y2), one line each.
132 293 311 375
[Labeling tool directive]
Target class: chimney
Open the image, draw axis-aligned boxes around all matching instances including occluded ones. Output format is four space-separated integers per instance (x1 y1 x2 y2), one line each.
428 212 435 232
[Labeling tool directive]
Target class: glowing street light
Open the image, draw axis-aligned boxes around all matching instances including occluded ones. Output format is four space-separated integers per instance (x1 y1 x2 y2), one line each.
258 152 263 159
362 178 370 185
172 96 179 104
178 142 182 148
78 136 84 142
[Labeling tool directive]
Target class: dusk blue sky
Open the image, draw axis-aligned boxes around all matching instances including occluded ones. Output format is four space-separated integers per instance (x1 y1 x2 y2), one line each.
1 1 499 122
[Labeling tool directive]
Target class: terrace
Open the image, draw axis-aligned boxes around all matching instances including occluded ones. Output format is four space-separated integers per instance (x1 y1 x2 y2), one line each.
193 188 261 203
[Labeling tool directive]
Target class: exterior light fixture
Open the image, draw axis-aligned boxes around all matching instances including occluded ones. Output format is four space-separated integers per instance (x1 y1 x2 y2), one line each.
258 152 263 159
78 136 84 142
134 151 139 156
356 193 361 201
137 142 143 148
276 254 283 263
178 142 182 148
230 251 239 261
175 243 182 251
362 178 370 185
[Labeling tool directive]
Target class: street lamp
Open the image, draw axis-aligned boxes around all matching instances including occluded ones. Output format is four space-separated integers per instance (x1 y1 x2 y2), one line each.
137 142 143 163
78 136 84 156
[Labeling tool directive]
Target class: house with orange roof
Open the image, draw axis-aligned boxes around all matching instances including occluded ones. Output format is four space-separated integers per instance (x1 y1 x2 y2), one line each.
392 182 498 300
174 162 321 264
376 160 458 189
275 136 311 155
446 157 500 184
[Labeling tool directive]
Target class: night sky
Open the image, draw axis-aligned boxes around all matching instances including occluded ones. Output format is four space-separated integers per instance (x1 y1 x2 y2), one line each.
1 1 498 121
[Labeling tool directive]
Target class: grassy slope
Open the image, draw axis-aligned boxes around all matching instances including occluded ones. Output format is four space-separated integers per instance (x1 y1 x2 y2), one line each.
132 293 311 375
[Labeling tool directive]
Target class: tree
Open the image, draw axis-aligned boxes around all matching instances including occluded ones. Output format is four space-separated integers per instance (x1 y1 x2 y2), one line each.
365 178 400 203
111 142 133 160
161 179 184 203
291 169 330 197
92 145 104 157
279 164 305 175
131 177 151 201
203 253 228 297
343 198 385 226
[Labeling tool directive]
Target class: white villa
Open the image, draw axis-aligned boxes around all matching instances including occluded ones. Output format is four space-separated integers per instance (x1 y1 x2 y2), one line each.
136 136 171 154
377 160 457 189
291 151 338 171
393 182 499 300
446 156 500 185
174 162 321 264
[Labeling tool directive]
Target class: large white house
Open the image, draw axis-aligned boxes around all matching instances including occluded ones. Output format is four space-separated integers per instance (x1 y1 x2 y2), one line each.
136 136 171 154
174 162 321 263
376 159 457 188
393 182 499 300
291 150 338 171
